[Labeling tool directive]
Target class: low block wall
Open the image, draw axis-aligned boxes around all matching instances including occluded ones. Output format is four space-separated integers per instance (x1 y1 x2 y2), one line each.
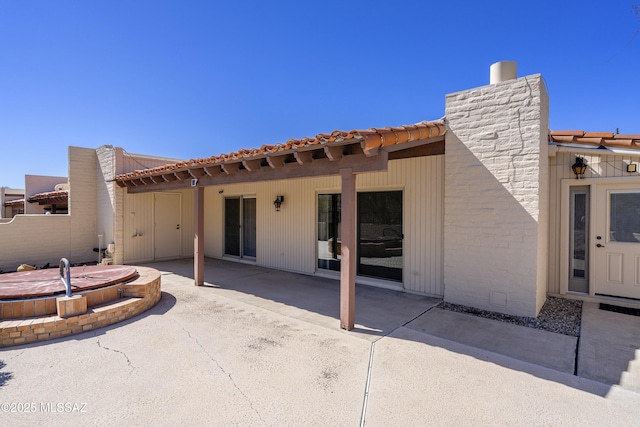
0 267 161 347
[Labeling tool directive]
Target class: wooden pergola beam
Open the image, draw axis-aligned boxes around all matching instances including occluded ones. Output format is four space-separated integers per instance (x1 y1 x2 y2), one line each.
267 155 285 169
189 167 208 178
243 159 263 171
222 162 240 175
123 149 390 194
324 146 343 161
294 151 313 165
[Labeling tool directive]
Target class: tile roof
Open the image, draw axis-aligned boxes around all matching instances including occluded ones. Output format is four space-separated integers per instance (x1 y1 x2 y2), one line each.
27 190 68 204
550 131 640 150
3 198 24 207
116 120 446 181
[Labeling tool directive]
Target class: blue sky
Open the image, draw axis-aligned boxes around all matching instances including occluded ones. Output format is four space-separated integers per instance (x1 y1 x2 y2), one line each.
1 1 638 188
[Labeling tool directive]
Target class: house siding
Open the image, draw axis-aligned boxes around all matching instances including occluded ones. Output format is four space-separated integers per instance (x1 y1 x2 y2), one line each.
123 192 154 263
548 150 640 294
122 189 195 264
198 155 444 295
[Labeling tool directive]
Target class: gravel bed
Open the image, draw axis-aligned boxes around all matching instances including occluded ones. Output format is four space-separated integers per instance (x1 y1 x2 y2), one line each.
439 296 583 337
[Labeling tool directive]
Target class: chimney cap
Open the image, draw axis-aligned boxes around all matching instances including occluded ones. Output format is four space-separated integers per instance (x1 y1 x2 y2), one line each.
490 61 517 84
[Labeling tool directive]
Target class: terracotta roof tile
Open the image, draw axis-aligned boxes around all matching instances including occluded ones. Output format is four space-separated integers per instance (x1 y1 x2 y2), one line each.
27 190 68 204
549 130 584 137
3 198 24 207
583 132 614 138
116 120 446 181
615 134 640 140
550 130 640 150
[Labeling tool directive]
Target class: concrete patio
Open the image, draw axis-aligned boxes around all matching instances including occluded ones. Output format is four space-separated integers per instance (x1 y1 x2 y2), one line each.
1 257 639 426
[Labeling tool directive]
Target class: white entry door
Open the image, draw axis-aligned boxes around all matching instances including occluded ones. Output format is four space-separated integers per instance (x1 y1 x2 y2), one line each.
154 193 181 259
594 185 640 299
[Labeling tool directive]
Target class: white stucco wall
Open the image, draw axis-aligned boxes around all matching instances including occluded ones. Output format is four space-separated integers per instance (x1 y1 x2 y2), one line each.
0 147 98 270
444 74 549 317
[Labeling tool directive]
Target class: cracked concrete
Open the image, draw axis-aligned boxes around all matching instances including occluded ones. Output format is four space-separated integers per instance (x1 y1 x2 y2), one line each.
96 339 135 373
178 321 266 425
0 258 639 426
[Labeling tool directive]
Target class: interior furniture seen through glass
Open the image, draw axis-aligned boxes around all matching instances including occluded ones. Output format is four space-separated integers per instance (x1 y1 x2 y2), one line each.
317 191 403 282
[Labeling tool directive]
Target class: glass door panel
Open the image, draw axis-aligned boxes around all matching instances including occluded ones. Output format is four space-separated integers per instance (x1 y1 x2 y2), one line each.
317 194 341 271
242 198 257 258
224 198 241 256
568 187 589 293
609 192 640 243
357 191 403 281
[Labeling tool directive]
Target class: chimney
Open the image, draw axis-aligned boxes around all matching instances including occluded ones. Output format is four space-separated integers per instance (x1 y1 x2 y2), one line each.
490 61 517 84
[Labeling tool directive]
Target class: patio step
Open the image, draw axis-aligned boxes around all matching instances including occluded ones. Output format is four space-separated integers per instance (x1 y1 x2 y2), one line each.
0 266 161 347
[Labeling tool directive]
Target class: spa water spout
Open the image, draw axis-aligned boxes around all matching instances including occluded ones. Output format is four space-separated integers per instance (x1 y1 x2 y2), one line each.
59 258 72 297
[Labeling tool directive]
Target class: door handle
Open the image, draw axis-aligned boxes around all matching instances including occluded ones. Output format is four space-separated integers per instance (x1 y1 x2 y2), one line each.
596 243 604 248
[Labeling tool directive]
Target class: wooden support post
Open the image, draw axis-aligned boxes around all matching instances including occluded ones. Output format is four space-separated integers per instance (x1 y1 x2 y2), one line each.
340 168 356 330
194 186 205 286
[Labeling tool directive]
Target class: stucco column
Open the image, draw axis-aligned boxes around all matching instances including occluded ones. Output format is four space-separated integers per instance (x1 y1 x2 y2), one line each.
194 186 205 286
340 168 356 330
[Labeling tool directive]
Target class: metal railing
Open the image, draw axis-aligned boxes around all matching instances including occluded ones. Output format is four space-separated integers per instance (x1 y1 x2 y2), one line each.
59 258 72 297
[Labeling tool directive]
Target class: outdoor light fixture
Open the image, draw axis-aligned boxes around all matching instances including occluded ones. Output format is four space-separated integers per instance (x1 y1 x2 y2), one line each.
571 156 587 179
273 195 284 211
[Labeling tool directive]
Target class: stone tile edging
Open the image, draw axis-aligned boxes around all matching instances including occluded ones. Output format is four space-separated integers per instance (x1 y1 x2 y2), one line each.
0 266 161 347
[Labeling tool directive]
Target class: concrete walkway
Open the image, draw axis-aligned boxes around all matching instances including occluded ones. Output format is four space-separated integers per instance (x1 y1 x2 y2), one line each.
1 258 639 426
578 301 640 393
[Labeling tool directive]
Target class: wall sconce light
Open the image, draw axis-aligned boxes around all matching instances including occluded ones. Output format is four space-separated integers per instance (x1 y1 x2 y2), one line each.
273 195 284 211
571 156 587 179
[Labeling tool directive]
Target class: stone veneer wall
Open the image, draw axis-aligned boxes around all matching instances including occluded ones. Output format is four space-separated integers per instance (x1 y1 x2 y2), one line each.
443 74 549 317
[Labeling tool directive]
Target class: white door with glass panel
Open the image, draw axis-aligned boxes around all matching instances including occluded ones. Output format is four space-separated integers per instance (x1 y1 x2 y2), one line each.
595 185 640 299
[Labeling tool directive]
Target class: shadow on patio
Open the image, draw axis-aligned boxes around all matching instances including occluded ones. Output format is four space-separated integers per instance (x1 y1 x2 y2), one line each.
139 257 636 398
142 257 440 339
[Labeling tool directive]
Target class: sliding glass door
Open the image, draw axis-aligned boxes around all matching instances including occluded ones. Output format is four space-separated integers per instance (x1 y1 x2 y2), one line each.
317 191 403 281
225 197 256 258
358 191 403 281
